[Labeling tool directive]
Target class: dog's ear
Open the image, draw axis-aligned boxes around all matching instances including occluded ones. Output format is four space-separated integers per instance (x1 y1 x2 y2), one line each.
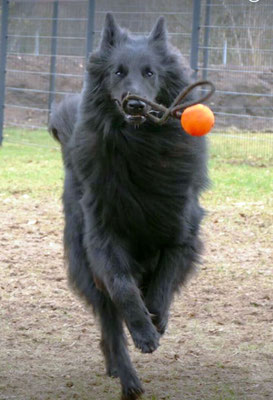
149 16 167 44
100 13 122 51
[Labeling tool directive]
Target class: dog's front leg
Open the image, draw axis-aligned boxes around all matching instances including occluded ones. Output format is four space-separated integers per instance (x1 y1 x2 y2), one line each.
86 239 160 354
145 245 197 335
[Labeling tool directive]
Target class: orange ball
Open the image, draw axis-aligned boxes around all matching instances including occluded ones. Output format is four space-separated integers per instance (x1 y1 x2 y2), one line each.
181 104 215 136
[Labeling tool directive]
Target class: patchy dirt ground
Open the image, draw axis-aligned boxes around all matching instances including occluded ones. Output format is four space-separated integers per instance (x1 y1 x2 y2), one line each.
0 195 272 400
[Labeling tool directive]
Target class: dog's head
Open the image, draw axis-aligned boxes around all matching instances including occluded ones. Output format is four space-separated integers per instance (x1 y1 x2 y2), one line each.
87 14 192 126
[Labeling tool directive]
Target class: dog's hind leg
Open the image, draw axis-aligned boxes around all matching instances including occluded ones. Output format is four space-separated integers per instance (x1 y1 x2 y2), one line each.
62 168 99 304
96 296 144 400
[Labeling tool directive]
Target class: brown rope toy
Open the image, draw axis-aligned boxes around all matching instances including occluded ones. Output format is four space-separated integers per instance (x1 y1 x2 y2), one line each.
116 80 216 136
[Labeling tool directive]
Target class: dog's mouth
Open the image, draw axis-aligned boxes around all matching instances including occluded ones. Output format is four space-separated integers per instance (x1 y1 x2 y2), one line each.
114 97 148 126
125 114 146 125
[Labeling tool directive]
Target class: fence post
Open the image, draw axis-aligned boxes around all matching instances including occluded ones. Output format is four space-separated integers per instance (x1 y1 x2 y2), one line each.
85 0 96 61
48 0 59 119
202 0 211 81
0 0 9 145
190 0 201 80
223 39 227 65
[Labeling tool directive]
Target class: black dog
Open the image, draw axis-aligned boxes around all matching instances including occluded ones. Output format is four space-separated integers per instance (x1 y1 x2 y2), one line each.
49 13 208 400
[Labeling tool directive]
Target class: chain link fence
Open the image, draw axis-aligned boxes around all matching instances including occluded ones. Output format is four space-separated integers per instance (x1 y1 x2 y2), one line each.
0 0 272 160
198 0 273 132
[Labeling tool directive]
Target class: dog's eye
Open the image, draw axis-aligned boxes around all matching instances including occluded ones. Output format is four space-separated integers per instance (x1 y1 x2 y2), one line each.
144 69 154 78
142 66 154 78
115 67 126 77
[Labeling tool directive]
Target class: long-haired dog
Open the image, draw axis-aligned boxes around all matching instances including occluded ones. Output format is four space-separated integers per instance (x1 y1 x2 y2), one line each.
49 13 208 400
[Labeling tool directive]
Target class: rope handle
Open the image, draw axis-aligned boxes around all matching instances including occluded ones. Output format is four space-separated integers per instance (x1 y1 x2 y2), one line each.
119 80 215 125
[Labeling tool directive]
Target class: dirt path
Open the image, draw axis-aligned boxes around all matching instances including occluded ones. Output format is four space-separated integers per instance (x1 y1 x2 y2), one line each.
0 196 272 400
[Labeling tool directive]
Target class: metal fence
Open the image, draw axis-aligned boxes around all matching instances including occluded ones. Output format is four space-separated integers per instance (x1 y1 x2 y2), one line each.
0 0 273 156
199 0 273 133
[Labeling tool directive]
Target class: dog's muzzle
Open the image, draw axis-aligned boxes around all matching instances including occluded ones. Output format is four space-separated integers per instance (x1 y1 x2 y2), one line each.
114 80 216 126
124 98 147 124
115 95 148 124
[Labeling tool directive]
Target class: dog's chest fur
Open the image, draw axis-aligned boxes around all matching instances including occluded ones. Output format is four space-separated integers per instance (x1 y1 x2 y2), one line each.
87 124 194 247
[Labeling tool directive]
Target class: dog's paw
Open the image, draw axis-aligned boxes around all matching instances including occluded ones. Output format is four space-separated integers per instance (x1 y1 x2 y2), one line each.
121 377 144 400
130 324 160 353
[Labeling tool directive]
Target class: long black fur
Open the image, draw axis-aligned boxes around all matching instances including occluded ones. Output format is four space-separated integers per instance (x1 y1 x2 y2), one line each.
49 14 209 400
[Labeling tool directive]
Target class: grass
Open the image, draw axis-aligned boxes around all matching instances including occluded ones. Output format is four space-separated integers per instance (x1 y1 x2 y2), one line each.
205 130 273 208
205 160 273 207
1 128 273 208
210 130 273 166
1 128 63 198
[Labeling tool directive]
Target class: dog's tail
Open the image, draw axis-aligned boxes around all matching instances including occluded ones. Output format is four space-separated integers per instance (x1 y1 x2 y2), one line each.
48 94 81 145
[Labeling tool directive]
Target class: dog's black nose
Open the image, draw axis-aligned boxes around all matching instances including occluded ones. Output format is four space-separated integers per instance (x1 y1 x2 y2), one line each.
125 99 146 115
